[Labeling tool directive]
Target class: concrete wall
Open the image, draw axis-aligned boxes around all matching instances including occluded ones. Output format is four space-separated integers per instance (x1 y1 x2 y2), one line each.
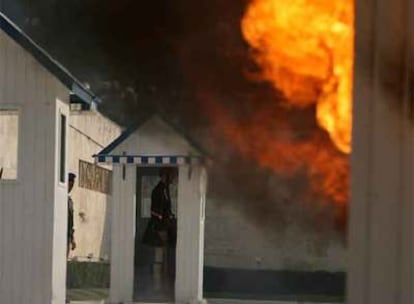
68 110 121 261
0 28 70 304
204 197 346 272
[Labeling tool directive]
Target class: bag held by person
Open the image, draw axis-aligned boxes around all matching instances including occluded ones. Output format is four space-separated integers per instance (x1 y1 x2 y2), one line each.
142 218 165 247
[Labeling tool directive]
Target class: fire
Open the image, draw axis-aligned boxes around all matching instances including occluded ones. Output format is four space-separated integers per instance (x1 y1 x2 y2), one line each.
198 0 354 225
241 0 354 153
208 103 349 207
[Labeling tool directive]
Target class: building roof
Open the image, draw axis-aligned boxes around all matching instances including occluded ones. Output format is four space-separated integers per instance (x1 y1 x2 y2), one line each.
95 114 209 165
0 12 100 108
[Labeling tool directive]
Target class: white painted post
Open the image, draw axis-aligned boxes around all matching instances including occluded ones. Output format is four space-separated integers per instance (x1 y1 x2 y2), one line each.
176 165 207 304
110 165 136 303
51 99 70 304
347 0 414 303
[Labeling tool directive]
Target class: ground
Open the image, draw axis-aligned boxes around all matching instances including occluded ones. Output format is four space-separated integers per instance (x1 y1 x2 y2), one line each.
67 288 344 303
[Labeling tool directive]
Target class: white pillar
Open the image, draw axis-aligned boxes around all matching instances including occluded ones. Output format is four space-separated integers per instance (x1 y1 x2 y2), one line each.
347 0 413 303
110 165 136 303
51 99 70 304
176 166 207 304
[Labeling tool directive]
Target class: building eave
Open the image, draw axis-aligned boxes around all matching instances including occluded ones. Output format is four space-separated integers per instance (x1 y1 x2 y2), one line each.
0 11 99 108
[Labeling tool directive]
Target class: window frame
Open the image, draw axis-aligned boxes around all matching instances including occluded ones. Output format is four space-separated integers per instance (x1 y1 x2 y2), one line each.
0 105 22 184
58 112 67 184
56 99 69 189
56 103 68 188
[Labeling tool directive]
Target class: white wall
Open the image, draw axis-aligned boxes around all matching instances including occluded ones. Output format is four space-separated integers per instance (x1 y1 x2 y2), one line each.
115 116 200 156
68 111 121 261
0 29 70 304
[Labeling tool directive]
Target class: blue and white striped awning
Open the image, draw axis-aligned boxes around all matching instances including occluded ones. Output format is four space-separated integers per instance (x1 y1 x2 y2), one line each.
94 154 204 166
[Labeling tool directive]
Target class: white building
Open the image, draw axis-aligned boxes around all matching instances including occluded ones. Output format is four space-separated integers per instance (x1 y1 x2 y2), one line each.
0 12 119 304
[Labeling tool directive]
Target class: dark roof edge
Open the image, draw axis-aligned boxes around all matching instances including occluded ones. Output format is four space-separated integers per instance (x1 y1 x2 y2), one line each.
97 126 137 155
0 12 99 107
96 112 153 155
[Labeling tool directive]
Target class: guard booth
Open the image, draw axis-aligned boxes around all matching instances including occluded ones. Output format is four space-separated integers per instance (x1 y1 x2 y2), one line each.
95 115 208 304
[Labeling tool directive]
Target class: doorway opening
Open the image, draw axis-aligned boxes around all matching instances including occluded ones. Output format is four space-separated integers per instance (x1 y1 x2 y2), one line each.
133 166 178 302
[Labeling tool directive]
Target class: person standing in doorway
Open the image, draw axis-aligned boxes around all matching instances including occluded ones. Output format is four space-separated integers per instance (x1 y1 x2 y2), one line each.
142 166 176 247
144 167 176 291
151 167 174 227
67 173 77 257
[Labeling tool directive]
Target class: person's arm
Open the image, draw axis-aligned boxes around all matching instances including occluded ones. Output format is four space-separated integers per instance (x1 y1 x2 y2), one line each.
70 234 76 250
151 210 162 219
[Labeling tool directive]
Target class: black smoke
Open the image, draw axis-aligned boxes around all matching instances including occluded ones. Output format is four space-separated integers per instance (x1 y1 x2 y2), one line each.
1 0 346 243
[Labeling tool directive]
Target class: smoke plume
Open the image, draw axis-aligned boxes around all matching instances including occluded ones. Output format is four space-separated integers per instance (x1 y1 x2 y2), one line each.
4 0 348 244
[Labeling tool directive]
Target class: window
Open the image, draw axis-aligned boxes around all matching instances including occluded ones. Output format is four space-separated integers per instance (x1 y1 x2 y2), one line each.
59 113 66 183
0 109 19 180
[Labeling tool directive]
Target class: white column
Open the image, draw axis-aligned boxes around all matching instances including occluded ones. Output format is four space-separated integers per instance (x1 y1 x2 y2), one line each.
51 99 70 304
110 165 136 303
348 0 413 303
176 166 207 304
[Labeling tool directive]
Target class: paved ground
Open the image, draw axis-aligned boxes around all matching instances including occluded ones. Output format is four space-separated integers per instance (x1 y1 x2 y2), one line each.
67 289 108 302
68 289 343 304
70 301 342 304
208 300 342 304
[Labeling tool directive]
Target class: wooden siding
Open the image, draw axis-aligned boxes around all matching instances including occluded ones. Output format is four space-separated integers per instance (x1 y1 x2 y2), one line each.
0 29 70 304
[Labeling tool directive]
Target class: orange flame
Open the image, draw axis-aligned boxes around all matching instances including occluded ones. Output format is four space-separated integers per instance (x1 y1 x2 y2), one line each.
208 103 350 207
241 0 354 153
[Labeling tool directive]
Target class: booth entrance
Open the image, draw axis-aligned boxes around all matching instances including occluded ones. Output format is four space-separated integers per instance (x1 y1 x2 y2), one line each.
134 166 178 302
95 116 208 304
